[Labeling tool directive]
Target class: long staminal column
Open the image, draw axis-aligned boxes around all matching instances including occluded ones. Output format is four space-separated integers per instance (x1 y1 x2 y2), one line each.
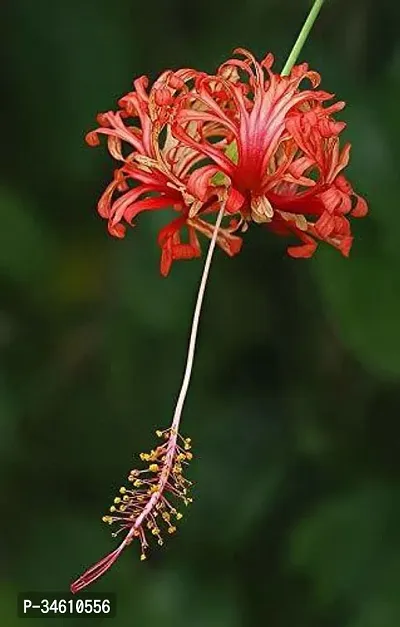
70 203 225 593
71 0 333 594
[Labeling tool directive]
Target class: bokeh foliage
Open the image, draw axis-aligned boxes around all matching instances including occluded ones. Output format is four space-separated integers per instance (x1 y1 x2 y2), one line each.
1 0 400 625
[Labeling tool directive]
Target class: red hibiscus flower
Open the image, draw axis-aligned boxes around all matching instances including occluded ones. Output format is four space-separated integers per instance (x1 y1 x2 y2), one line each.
74 41 368 594
86 72 242 276
171 48 368 258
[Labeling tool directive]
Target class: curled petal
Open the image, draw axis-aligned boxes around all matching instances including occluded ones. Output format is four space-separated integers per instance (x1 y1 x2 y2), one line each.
287 234 318 258
158 216 201 276
352 193 368 217
314 211 336 238
318 186 352 215
108 185 157 224
85 131 100 146
98 175 124 219
190 217 243 256
122 195 177 225
186 165 223 201
108 222 126 238
225 187 246 214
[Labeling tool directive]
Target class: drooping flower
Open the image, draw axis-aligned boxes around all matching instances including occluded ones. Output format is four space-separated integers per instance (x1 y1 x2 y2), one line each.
87 50 367 271
86 72 242 276
71 429 193 593
170 48 368 258
74 39 368 593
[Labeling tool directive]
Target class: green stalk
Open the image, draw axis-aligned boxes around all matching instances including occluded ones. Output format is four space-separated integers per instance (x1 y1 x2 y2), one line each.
281 0 326 76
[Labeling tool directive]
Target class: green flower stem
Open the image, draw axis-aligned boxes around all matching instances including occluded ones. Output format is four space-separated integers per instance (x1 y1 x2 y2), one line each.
281 0 326 76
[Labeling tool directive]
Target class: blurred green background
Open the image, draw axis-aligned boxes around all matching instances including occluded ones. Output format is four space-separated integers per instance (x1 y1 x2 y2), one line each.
1 0 400 625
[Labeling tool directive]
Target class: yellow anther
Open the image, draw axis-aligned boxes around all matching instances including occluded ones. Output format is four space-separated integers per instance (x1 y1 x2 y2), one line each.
140 553 147 561
122 495 129 502
186 452 193 461
176 512 183 520
140 453 150 461
162 512 171 521
151 527 160 536
149 449 159 461
109 506 116 513
119 486 126 494
133 479 142 487
168 526 177 534
119 504 126 511
149 464 159 472
156 430 163 437
113 497 121 504
102 516 109 523
158 539 164 546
